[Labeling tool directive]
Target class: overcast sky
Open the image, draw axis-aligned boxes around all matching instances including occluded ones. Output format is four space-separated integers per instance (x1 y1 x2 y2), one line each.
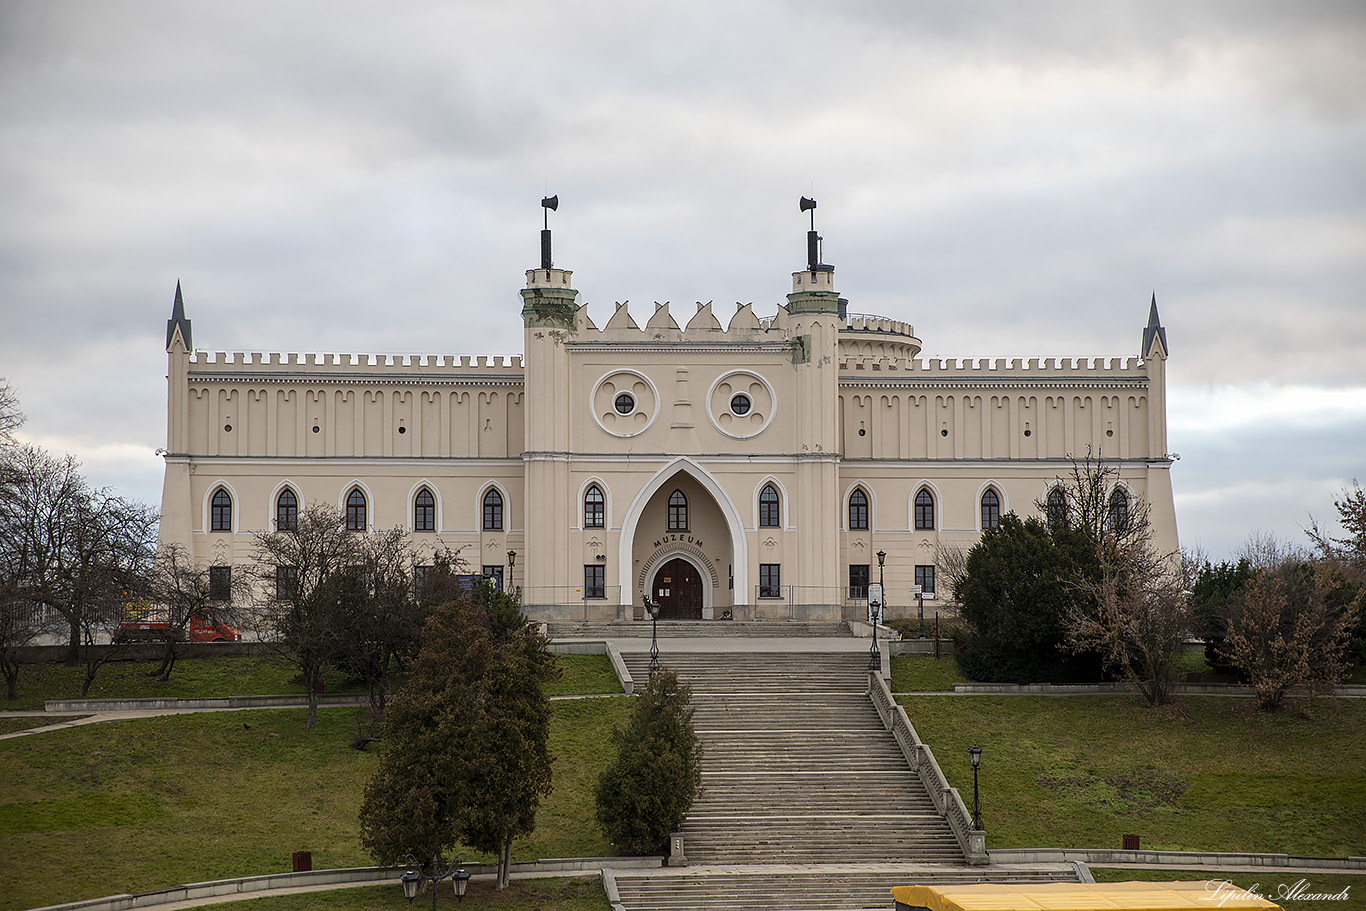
1 1 1362 561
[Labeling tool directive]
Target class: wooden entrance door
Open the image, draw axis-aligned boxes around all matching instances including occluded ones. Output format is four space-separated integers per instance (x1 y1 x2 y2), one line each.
652 558 703 620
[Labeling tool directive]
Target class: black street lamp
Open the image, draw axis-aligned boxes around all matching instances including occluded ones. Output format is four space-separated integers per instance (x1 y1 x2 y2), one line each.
968 745 983 830
868 549 887 670
400 853 471 908
506 549 516 593
643 593 661 672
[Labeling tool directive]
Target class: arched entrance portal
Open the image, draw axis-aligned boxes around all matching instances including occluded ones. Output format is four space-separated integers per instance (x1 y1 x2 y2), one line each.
652 558 703 620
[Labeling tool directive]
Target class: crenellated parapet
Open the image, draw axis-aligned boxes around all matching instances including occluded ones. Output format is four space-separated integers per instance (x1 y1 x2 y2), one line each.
185 350 525 382
839 355 1152 386
580 300 796 345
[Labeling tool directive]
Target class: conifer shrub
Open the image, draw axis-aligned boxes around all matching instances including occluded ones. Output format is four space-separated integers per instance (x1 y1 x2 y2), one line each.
594 668 702 855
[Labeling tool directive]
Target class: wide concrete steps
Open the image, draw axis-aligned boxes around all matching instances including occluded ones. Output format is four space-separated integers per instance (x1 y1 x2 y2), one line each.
548 620 853 639
611 866 1081 911
615 652 964 866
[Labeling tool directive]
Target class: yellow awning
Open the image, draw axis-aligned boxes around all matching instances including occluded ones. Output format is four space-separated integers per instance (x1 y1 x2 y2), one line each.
891 881 1283 911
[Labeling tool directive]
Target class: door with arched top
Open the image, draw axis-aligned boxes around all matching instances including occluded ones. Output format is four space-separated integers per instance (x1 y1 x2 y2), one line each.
652 558 703 620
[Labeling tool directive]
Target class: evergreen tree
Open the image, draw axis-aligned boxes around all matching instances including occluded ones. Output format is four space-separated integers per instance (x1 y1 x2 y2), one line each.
359 592 558 889
595 668 702 854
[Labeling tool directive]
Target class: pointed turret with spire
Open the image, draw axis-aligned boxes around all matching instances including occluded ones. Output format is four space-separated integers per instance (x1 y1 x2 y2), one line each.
1142 292 1167 360
166 280 193 352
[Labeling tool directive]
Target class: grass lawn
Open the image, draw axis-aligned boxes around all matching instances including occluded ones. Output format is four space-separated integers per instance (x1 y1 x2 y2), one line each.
0 696 633 911
890 656 967 692
3 653 621 713
897 694 1366 859
546 654 623 696
230 878 610 911
1089 868 1361 911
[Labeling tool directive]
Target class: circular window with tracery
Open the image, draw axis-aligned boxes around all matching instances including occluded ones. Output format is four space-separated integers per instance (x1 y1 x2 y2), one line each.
707 371 775 439
592 370 658 438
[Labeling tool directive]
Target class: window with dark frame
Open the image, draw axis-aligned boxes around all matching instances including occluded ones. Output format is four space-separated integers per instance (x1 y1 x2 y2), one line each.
483 489 503 531
584 485 605 528
414 488 435 532
413 565 430 598
274 565 297 601
759 484 780 528
276 488 297 531
1108 489 1129 533
849 563 870 599
668 489 688 531
1046 487 1067 527
346 488 367 531
914 488 935 530
849 488 869 530
980 488 1000 530
211 488 232 532
209 566 231 601
482 565 504 591
759 563 781 598
914 564 936 595
584 564 606 599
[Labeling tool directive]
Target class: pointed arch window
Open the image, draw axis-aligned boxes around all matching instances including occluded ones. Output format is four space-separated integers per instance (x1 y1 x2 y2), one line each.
584 485 605 529
1046 487 1067 527
980 489 1001 530
211 488 232 533
849 488 869 531
483 489 504 531
414 488 435 532
1108 489 1130 533
759 484 780 528
667 490 688 531
914 489 935 530
346 489 367 532
276 489 298 532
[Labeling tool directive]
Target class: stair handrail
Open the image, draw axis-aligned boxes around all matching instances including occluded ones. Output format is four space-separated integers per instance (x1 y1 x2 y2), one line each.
868 671 987 864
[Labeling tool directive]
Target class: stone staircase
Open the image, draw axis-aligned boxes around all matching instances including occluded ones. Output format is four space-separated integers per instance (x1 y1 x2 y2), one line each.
610 865 1081 911
609 650 1077 910
618 653 960 864
548 620 853 639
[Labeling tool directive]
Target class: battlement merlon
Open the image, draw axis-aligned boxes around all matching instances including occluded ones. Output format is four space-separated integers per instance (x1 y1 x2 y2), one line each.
184 351 526 382
838 355 1157 387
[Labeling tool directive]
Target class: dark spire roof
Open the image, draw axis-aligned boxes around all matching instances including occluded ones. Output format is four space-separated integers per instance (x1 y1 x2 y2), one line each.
166 280 193 351
1142 291 1167 358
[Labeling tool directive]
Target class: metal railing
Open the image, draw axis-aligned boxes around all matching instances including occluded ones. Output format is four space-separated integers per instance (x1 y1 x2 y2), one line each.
868 671 986 864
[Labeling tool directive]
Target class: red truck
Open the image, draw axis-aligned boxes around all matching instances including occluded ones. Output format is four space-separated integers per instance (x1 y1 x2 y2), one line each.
115 602 241 643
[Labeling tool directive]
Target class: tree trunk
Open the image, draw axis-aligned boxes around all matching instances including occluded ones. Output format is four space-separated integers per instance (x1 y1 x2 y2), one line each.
497 834 512 890
306 685 318 731
2 655 18 700
156 639 178 681
65 620 80 666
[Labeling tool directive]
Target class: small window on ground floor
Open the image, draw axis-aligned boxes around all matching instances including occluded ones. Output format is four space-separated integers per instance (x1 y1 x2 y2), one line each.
759 563 781 598
914 565 935 596
482 565 504 592
209 566 232 601
849 564 869 599
584 564 605 599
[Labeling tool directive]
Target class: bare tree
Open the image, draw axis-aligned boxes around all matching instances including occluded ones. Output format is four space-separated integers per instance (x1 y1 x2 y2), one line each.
138 544 247 680
1307 480 1366 583
0 377 22 445
1223 534 1362 712
1046 452 1193 706
253 502 380 730
0 444 157 693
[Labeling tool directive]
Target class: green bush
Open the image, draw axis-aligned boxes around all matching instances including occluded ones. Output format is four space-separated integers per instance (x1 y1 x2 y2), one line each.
594 668 701 854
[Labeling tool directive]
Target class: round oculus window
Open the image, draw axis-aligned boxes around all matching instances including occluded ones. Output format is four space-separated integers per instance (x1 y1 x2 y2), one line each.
614 392 636 415
730 393 752 415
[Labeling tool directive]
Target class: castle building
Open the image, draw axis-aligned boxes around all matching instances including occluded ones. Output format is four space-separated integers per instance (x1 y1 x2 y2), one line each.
156 202 1178 621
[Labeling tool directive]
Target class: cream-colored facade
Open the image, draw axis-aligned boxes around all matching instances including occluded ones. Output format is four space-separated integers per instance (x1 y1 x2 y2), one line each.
157 222 1177 621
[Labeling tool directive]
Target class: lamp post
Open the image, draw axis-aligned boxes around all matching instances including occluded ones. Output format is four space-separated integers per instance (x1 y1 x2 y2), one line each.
506 549 516 594
968 745 983 830
400 853 471 908
643 593 661 672
868 550 887 670
917 585 925 640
